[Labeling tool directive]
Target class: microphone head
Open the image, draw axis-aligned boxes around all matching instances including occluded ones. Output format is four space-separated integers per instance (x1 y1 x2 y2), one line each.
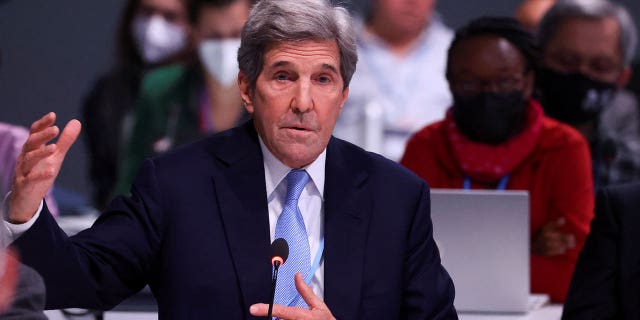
271 238 289 266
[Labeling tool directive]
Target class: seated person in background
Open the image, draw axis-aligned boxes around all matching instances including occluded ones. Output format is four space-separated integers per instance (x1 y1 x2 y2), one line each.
400 17 594 302
3 0 457 318
116 0 253 195
333 0 453 161
83 0 192 210
0 252 47 320
0 222 46 320
0 122 57 216
536 0 640 187
563 182 640 319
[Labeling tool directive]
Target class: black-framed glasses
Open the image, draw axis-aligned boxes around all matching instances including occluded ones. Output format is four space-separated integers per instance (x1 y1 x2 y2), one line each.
450 72 528 95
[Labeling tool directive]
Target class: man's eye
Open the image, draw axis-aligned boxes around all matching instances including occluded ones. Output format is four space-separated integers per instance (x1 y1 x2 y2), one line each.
275 73 289 81
318 76 331 83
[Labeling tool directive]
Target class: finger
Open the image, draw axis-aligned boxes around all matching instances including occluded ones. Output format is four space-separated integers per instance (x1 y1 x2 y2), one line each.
563 233 576 249
19 144 57 176
55 119 81 155
294 272 325 309
29 112 56 134
553 217 566 228
542 231 563 243
249 303 269 316
21 126 59 154
250 303 308 320
546 245 568 256
544 237 570 256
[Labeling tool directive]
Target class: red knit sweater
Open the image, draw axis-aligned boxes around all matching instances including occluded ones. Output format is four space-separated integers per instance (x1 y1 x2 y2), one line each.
400 116 594 302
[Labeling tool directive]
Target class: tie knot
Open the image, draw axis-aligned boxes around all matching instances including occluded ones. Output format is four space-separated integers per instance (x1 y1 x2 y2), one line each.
286 169 310 201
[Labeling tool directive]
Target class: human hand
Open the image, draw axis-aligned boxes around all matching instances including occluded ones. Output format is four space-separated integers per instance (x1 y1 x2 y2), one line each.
531 217 576 256
250 273 335 320
8 113 81 223
0 249 19 313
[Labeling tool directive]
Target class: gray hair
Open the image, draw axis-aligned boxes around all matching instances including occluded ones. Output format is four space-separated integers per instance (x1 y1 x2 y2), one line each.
238 0 357 89
538 0 637 66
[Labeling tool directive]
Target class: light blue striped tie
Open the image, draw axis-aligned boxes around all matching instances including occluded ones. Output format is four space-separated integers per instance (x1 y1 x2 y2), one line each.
274 169 311 308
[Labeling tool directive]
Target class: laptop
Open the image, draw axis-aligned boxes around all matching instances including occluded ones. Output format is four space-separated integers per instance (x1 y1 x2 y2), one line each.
430 188 538 314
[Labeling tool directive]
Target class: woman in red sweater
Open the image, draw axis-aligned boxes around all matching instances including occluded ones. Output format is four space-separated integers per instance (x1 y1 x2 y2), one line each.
400 17 594 302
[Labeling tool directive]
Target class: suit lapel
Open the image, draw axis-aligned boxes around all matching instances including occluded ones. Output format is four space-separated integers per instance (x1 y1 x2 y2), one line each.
323 138 371 319
211 123 272 317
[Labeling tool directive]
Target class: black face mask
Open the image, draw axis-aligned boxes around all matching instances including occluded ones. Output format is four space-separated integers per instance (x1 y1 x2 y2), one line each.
452 91 528 145
536 67 616 125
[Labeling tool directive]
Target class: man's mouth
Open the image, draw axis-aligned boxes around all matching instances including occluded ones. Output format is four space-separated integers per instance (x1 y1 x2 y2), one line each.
284 125 310 131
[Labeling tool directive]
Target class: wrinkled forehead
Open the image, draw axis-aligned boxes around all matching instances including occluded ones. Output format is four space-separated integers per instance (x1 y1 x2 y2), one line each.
261 40 341 72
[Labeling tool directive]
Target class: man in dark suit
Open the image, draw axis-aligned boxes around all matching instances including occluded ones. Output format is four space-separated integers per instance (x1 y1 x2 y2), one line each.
563 182 640 319
3 0 456 319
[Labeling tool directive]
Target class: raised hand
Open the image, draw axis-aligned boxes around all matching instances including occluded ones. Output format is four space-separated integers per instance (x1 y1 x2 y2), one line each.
8 113 81 223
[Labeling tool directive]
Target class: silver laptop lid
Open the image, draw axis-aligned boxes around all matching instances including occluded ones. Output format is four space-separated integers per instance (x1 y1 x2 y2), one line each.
430 188 530 313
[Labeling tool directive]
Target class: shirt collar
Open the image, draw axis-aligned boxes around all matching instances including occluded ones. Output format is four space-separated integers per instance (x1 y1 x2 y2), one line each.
259 137 326 200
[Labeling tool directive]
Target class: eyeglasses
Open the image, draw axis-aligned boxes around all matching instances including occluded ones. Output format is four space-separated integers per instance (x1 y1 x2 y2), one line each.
450 73 528 95
545 51 623 83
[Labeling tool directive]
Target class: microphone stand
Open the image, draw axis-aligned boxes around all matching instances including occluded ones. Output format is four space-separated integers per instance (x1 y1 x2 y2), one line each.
267 261 281 319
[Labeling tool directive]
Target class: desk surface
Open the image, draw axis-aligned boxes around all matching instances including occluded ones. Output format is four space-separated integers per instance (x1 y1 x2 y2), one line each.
460 305 563 319
44 305 562 320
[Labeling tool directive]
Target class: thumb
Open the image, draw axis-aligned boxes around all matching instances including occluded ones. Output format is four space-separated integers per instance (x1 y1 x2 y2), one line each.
295 272 323 309
56 119 81 155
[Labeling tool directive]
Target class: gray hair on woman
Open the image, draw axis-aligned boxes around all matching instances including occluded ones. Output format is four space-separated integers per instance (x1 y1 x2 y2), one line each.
238 0 357 89
538 0 637 66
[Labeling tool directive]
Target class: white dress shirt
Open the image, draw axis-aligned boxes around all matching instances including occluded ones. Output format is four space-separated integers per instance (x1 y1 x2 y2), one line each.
259 138 326 300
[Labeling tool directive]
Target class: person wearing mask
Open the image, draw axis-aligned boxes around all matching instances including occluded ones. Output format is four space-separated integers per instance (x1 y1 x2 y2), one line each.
3 0 457 318
401 17 594 302
563 182 640 319
83 0 191 210
536 0 640 188
116 0 252 195
332 0 453 161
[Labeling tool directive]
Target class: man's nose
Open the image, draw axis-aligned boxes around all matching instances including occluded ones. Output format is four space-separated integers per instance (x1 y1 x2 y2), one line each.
290 80 313 113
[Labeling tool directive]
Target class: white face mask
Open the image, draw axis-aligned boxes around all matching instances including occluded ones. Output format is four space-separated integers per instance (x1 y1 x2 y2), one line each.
132 15 187 64
198 38 241 87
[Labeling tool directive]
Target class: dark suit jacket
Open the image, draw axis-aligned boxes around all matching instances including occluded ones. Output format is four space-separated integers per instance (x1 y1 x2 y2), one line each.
563 182 640 319
12 121 456 319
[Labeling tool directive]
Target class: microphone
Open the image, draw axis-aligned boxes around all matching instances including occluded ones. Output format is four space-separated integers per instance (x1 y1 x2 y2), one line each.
268 238 289 319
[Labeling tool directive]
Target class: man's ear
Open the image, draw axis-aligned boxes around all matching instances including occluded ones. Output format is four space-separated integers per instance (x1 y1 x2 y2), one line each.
339 86 349 111
238 71 254 114
616 66 632 88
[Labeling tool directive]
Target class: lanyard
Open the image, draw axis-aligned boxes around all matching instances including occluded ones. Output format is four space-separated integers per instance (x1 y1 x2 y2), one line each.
305 237 324 285
463 175 510 190
281 237 324 307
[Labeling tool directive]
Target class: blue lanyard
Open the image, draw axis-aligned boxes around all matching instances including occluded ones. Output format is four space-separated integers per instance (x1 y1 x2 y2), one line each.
305 237 324 285
281 237 324 307
463 175 510 190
